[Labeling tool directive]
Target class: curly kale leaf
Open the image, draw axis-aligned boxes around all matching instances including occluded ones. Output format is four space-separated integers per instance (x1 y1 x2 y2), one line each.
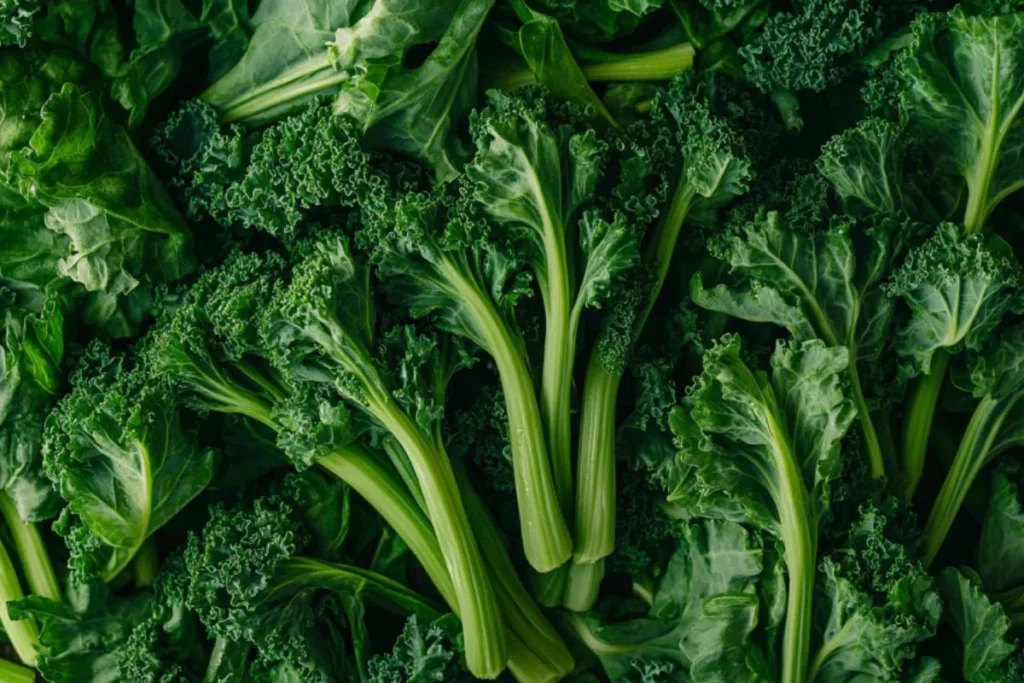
809 505 941 680
886 223 1023 379
568 519 770 681
368 614 471 682
11 557 207 683
43 345 215 582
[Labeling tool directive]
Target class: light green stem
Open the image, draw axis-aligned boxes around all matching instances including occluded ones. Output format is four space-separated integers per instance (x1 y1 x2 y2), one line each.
442 262 570 571
0 493 60 601
320 448 573 682
459 478 574 676
562 559 604 612
570 177 694 588
0 539 37 666
771 421 815 683
0 658 34 683
319 448 456 605
133 537 158 588
579 43 695 81
923 395 1014 567
491 43 695 89
902 350 950 499
372 401 507 678
281 555 444 617
539 218 574 529
572 357 620 565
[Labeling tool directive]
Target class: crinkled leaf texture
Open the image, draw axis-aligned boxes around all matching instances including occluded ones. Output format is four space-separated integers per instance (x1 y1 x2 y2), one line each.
0 50 195 335
43 352 214 582
10 557 206 682
886 223 1022 378
0 290 64 520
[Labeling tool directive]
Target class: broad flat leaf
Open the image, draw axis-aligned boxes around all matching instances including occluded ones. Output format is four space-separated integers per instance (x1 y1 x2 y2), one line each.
937 567 1018 682
358 0 495 180
977 464 1024 594
0 292 63 520
898 9 1024 232
667 335 855 535
506 0 616 125
201 0 252 80
569 519 766 681
110 0 203 127
6 80 194 285
0 198 65 291
202 0 458 124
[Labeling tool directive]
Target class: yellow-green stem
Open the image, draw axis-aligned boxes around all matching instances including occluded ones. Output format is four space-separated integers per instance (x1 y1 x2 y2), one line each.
0 494 60 601
133 537 158 588
337 407 506 679
571 178 694 577
902 350 950 499
321 448 572 682
923 395 1013 567
0 539 37 666
440 261 571 571
770 418 815 683
562 559 604 612
572 357 620 565
0 657 34 683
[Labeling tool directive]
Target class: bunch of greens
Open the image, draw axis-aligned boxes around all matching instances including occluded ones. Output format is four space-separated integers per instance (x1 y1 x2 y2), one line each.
2 0 1024 682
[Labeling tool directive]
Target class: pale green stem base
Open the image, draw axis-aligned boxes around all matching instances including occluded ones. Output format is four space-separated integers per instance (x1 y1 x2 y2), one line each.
902 351 950 499
0 493 60 601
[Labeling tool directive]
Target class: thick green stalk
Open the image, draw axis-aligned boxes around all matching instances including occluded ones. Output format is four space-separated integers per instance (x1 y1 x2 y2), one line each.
280 555 444 616
490 43 695 90
533 212 575 604
562 559 604 612
923 394 1015 567
572 356 620 565
133 538 158 588
769 419 815 683
539 220 574 532
0 658 34 683
319 448 457 603
901 350 950 499
569 178 694 603
460 480 574 676
440 262 571 571
203 54 345 124
529 566 568 607
578 43 695 81
320 448 573 681
0 539 37 666
0 493 60 601
368 395 506 678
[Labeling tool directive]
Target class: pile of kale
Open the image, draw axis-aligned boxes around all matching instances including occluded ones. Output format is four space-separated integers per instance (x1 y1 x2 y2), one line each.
0 0 1022 681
